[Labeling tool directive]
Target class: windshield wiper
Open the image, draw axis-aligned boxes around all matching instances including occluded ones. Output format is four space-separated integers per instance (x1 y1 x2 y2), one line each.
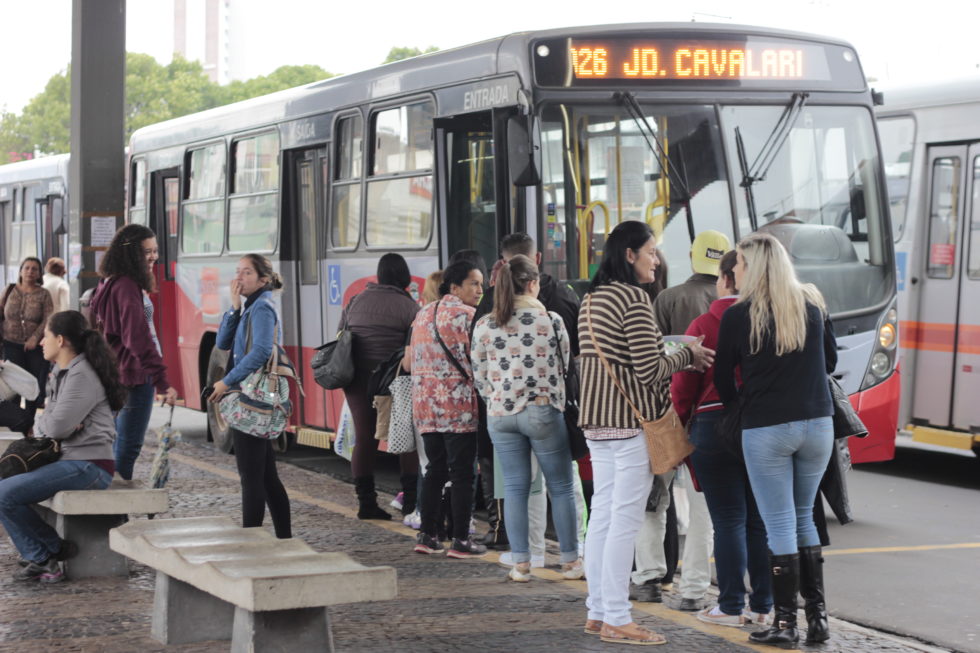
615 91 695 241
739 92 810 229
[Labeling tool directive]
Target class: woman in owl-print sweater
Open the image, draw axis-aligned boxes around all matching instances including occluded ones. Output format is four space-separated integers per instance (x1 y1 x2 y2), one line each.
471 255 584 582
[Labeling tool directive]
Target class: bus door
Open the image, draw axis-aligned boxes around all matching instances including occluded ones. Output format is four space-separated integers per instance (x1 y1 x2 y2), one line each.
287 147 328 428
149 168 183 397
912 145 980 431
38 195 66 262
436 111 509 268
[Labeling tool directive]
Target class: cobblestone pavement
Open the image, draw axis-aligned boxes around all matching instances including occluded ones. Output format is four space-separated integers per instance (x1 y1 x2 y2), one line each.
0 431 952 653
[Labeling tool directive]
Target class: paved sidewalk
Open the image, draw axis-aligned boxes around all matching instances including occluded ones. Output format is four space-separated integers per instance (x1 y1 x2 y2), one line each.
0 424 951 652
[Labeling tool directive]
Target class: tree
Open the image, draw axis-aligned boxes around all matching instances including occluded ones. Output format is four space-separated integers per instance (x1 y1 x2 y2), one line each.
383 46 439 64
216 64 334 105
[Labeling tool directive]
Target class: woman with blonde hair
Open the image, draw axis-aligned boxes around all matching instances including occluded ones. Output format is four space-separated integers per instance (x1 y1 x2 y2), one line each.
714 232 837 648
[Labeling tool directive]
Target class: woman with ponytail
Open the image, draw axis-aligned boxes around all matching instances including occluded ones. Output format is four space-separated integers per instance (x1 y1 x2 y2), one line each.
0 310 125 584
208 254 291 539
89 224 178 480
471 255 583 582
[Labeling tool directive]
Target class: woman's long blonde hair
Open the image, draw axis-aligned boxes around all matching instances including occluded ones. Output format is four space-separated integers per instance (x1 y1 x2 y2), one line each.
737 232 826 355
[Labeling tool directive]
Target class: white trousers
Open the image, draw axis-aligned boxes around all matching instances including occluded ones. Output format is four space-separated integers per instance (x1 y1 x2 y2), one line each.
585 436 654 627
675 465 714 599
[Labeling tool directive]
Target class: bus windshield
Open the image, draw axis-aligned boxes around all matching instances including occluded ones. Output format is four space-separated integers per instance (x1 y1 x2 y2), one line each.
539 101 892 316
722 105 892 315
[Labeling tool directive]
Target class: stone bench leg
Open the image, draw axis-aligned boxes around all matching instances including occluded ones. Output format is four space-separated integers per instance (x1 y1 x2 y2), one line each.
152 572 235 644
35 507 128 579
232 605 334 653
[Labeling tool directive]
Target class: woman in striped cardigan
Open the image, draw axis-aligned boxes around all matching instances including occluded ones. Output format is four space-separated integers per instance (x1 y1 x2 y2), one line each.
579 221 713 646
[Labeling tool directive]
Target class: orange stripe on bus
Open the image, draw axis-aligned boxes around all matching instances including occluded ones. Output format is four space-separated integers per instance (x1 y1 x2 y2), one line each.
900 321 980 354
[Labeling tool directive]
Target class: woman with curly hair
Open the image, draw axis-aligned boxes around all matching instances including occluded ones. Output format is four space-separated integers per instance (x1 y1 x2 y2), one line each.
90 224 177 480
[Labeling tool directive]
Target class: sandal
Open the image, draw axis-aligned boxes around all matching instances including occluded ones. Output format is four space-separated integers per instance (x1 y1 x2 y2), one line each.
599 622 667 646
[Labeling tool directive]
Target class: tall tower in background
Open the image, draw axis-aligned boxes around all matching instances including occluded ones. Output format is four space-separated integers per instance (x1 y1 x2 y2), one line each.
173 0 230 84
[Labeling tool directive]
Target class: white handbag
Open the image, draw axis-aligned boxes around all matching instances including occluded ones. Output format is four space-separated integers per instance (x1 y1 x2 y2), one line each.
386 375 417 454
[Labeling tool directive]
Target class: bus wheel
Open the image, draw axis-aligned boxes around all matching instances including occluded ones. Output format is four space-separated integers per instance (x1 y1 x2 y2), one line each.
205 347 235 454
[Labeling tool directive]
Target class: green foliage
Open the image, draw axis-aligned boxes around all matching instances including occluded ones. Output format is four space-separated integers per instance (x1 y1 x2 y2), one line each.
0 54 335 164
384 46 439 64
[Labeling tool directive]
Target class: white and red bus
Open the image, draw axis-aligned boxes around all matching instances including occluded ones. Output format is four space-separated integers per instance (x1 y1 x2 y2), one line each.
3 23 900 461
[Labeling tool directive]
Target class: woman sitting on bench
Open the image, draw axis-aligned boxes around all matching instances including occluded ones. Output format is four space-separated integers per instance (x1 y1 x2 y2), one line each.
0 310 126 583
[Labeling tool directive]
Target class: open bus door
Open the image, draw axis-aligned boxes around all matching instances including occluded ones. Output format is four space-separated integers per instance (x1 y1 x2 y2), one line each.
149 168 183 398
285 147 329 447
910 145 980 447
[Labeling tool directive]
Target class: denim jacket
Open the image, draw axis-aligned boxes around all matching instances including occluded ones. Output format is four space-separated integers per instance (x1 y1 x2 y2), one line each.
216 290 280 387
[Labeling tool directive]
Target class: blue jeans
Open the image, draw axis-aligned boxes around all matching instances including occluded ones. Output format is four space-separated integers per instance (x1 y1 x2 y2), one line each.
742 416 833 556
0 460 111 563
114 380 156 480
688 411 771 615
488 404 579 564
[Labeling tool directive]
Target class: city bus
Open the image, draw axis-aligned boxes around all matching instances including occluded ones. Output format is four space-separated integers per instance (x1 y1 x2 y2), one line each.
25 22 897 460
876 79 980 457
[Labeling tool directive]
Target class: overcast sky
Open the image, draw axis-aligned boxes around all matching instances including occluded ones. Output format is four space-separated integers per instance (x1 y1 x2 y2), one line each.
1 0 978 113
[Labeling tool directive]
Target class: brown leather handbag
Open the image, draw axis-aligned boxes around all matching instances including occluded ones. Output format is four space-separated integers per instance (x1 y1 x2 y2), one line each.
585 297 693 474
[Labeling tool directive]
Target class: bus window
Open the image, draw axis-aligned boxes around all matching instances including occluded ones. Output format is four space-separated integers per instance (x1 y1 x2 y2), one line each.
444 124 497 270
927 157 959 279
130 158 147 226
229 132 279 252
876 117 914 241
20 187 36 258
331 114 362 249
182 143 226 254
365 101 434 248
969 157 980 280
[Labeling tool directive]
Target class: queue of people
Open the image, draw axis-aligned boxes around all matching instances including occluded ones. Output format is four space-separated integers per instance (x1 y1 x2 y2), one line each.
0 221 838 650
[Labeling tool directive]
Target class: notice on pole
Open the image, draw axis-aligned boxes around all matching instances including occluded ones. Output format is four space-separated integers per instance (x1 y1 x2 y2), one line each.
91 216 118 247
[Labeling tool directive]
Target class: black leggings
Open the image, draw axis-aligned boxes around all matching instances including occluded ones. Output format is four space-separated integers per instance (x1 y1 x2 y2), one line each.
420 432 477 541
232 429 291 538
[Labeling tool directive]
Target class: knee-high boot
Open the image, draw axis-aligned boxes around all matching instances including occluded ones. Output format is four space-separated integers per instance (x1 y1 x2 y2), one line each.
354 476 391 520
799 545 830 643
749 553 800 648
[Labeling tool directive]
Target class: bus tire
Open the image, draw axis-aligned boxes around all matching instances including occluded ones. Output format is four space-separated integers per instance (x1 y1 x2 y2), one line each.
205 347 235 454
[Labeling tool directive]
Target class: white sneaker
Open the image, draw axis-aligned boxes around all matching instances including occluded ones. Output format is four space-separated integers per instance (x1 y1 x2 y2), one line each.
743 608 773 626
696 605 747 627
402 510 421 530
390 492 404 511
508 564 532 582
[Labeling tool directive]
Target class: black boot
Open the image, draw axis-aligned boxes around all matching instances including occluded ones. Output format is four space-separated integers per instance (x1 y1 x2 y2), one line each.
749 553 800 648
400 474 418 516
354 476 391 520
799 546 830 643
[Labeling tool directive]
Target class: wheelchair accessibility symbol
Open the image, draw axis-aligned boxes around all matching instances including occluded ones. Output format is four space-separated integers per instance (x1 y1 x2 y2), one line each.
328 265 342 305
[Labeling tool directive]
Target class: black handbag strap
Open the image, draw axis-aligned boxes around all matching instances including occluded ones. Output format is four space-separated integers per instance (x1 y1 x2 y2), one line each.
432 298 471 380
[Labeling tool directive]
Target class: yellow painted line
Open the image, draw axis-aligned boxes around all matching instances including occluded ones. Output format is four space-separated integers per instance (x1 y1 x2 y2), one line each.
823 542 980 556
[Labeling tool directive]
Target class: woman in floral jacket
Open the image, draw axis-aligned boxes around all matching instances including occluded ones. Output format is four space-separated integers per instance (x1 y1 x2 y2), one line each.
409 259 486 559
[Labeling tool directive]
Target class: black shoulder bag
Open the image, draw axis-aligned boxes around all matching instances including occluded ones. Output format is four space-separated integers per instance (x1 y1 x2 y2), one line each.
432 299 471 380
0 436 62 479
311 295 358 390
551 318 589 460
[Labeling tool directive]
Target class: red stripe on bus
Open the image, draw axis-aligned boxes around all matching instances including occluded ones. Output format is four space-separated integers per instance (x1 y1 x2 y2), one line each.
900 321 980 354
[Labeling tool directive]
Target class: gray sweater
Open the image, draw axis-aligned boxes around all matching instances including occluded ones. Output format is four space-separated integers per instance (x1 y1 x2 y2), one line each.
34 354 115 461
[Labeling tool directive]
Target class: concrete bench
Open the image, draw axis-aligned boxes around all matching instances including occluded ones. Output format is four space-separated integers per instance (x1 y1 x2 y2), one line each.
35 479 169 579
109 515 398 652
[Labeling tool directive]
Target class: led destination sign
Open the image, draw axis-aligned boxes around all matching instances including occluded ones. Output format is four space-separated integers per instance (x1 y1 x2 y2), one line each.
534 35 860 89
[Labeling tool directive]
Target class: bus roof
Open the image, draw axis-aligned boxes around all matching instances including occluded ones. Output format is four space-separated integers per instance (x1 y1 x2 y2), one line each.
877 77 980 113
0 153 70 186
129 22 857 153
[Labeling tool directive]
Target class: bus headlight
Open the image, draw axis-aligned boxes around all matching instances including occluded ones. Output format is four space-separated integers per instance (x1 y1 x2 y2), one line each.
878 323 896 349
870 352 891 377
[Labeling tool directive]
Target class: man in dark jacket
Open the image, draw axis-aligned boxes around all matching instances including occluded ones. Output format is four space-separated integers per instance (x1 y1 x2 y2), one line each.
471 233 582 549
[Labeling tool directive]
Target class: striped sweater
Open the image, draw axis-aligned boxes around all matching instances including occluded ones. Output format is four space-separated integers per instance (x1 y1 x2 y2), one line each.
578 281 693 437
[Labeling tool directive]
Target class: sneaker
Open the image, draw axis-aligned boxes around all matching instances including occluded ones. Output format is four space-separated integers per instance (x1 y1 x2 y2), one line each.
743 608 774 626
629 580 662 603
38 559 65 584
447 537 488 559
697 605 747 627
676 597 703 612
413 532 445 555
508 563 532 582
390 492 404 511
561 558 585 580
498 552 546 568
402 510 422 530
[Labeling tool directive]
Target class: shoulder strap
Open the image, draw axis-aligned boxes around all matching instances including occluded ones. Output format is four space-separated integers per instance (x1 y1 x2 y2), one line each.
432 299 471 380
551 316 567 378
585 295 646 423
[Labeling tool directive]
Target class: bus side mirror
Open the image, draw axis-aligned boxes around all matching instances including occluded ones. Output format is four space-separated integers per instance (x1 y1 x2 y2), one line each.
507 115 540 187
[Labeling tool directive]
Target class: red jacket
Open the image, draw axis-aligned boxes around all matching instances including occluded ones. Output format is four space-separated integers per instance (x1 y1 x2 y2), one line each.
670 295 738 426
89 276 170 392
